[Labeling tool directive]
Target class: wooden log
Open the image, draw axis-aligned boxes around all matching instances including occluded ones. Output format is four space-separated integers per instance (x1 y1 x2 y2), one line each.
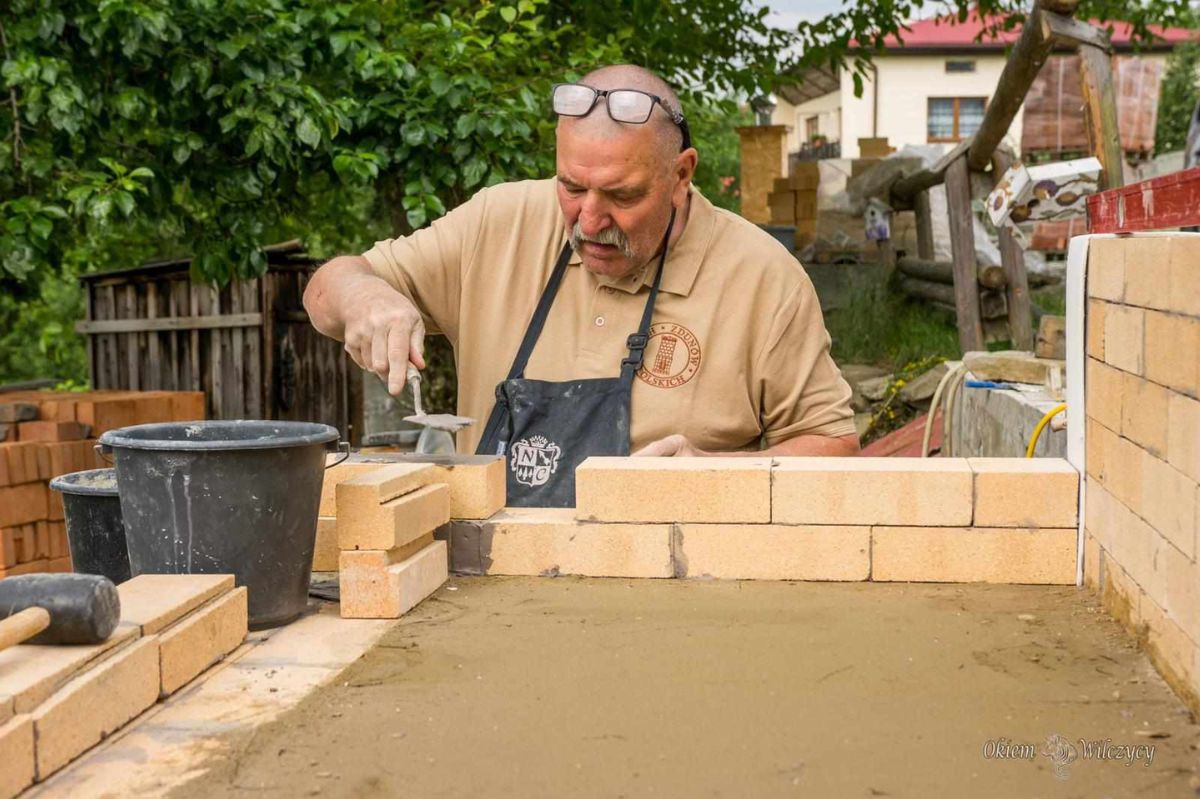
914 191 934 260
896 257 1008 290
991 149 1035 350
1040 11 1112 51
1079 44 1125 190
943 156 984 351
899 277 1009 320
890 139 971 204
965 1 1079 172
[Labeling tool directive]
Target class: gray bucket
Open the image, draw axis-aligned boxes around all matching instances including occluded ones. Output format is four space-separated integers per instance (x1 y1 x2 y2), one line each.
99 420 344 629
48 468 131 585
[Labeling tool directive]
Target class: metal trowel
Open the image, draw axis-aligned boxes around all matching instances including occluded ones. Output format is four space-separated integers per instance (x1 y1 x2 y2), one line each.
402 365 474 454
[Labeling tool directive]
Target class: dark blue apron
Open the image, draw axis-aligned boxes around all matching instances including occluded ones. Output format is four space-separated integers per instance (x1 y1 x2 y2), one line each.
475 212 674 507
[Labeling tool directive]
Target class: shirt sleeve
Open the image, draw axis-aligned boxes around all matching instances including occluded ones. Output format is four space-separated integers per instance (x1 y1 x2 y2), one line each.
755 273 857 443
361 189 489 342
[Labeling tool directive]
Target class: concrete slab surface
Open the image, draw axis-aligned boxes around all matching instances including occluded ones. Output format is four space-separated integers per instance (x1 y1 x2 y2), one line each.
29 602 396 798
165 578 1200 798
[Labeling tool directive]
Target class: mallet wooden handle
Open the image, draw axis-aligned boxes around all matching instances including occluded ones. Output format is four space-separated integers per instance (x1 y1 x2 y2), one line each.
0 607 52 652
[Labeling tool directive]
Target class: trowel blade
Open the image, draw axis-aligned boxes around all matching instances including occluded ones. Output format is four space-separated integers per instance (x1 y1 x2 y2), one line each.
404 413 476 433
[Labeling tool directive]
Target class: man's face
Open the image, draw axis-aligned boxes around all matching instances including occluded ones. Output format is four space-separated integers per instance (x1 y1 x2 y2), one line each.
555 122 679 279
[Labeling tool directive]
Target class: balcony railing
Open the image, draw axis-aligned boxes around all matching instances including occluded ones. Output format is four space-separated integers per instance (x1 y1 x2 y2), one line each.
791 140 841 161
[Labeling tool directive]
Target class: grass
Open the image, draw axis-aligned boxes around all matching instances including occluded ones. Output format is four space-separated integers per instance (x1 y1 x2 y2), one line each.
825 283 962 371
1032 285 1067 317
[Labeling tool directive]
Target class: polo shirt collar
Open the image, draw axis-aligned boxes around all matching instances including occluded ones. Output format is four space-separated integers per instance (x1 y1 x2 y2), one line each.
565 186 714 297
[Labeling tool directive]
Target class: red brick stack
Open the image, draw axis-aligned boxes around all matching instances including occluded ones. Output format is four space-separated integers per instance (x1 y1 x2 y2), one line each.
0 390 205 578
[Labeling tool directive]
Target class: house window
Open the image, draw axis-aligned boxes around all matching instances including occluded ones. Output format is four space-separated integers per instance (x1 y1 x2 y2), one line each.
928 97 987 142
946 60 976 73
805 115 820 142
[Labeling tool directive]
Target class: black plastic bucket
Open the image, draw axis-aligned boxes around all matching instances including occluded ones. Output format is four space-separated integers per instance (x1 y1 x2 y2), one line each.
48 468 131 585
98 420 344 629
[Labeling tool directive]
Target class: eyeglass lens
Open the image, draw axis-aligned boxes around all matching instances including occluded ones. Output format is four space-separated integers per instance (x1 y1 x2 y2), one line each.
553 85 656 124
606 91 654 123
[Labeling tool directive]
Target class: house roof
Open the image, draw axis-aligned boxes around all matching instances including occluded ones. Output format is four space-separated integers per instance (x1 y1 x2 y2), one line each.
777 65 839 106
866 11 1197 52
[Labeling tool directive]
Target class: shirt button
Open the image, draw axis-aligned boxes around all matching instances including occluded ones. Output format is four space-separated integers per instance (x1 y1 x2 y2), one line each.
594 316 605 327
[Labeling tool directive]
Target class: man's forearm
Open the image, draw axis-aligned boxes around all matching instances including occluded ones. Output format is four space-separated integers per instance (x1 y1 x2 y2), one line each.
759 433 860 457
712 433 860 457
633 433 860 457
303 255 380 341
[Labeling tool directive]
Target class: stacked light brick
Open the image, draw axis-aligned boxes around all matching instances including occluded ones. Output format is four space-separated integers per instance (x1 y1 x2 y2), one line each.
1083 235 1200 713
322 456 506 618
0 391 205 579
0 574 247 798
442 457 1079 584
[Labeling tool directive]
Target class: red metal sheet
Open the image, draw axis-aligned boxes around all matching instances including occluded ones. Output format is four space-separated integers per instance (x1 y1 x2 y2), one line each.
860 409 943 457
1087 166 1200 233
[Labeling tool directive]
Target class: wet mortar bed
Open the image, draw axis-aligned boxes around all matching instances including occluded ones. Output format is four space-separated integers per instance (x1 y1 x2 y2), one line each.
175 578 1200 798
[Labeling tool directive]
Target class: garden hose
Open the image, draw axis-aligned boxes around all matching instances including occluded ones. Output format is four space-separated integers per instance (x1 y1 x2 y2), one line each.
1025 403 1067 458
921 363 966 457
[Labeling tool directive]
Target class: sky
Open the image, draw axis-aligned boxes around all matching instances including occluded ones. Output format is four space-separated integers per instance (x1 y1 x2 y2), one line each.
759 0 848 31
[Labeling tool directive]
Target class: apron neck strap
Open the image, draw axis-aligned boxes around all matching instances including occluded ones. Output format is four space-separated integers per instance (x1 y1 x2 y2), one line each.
503 242 574 381
620 208 675 381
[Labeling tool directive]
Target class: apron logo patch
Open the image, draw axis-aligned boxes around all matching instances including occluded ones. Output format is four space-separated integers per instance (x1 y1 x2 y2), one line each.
510 435 562 488
637 323 702 389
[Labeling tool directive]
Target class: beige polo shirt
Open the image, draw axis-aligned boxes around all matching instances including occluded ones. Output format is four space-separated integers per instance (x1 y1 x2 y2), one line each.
363 178 855 454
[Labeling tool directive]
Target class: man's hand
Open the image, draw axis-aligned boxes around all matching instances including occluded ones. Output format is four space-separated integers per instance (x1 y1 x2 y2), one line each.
304 256 426 395
633 434 708 457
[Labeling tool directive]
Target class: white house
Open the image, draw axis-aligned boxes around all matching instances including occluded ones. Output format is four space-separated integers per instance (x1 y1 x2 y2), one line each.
772 13 1193 159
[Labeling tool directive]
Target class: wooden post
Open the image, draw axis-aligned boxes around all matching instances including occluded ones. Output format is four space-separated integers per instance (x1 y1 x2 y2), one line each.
991 150 1035 350
943 156 984 352
85 284 97 389
914 190 934 260
965 0 1081 172
1079 44 1125 190
877 239 896 274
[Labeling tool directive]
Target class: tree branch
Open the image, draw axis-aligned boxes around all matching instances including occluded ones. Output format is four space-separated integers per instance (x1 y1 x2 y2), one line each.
0 19 20 170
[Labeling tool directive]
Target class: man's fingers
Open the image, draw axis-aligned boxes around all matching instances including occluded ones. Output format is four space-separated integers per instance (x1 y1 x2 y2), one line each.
408 319 426 370
370 327 390 378
386 325 410 396
344 341 367 371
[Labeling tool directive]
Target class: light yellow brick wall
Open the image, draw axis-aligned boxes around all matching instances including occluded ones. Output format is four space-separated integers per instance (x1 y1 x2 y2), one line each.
736 125 789 225
1085 234 1200 716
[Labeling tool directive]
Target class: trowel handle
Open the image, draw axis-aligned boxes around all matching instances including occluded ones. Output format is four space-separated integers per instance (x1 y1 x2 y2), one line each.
406 364 425 417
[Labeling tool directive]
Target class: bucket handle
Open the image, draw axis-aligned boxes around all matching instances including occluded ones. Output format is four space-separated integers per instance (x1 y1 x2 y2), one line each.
94 443 113 465
325 440 350 469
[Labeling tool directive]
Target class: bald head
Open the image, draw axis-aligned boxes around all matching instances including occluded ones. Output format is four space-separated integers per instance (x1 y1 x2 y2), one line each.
557 64 686 163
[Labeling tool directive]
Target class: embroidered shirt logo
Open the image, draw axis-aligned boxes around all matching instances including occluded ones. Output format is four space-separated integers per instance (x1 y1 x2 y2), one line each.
510 435 562 487
637 323 702 389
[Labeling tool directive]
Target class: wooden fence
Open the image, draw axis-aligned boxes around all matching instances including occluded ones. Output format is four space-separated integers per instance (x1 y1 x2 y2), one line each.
77 246 362 441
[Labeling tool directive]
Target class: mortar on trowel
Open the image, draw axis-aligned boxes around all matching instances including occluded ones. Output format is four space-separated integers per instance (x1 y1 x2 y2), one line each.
403 365 474 454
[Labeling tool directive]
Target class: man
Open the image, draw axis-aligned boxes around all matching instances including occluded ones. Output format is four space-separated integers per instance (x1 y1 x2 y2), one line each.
304 65 858 507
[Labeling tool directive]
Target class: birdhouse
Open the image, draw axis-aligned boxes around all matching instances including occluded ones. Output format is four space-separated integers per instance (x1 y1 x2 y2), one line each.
864 198 892 241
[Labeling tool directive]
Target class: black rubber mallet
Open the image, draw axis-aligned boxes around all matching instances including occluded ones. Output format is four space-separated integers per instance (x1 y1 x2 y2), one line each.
0 573 121 650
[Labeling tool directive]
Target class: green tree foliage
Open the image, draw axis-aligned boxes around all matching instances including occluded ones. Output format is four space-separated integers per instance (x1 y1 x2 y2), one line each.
1 0 1194 385
0 0 773 382
1 0 615 287
1156 41 1200 154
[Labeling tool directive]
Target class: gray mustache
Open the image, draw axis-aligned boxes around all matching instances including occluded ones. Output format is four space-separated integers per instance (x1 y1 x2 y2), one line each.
571 222 633 259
